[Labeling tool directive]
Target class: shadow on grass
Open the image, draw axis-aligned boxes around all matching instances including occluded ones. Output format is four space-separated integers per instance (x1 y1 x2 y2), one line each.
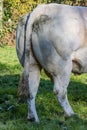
0 73 87 100
0 74 19 90
0 74 87 129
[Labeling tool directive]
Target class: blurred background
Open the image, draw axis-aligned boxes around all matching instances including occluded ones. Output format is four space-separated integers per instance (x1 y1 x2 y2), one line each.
0 0 87 47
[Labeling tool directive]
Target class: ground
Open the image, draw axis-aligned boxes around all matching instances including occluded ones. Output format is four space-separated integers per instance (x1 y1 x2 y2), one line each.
0 46 87 130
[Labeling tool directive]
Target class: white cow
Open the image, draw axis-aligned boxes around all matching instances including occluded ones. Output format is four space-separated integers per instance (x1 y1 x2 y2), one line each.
16 4 87 122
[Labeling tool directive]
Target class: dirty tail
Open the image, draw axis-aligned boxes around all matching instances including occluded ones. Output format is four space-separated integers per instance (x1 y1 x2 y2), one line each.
17 13 31 101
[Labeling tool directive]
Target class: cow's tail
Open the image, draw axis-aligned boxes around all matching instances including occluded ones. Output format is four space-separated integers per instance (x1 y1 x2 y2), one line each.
17 13 32 102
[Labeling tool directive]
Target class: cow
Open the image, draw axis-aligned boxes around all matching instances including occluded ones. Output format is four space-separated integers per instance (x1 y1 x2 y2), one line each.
16 3 87 122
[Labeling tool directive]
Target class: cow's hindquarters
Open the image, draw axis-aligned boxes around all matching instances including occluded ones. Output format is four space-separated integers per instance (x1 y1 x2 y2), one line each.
31 25 74 117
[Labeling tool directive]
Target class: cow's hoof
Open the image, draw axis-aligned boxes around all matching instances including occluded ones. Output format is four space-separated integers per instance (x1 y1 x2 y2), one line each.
65 113 78 120
64 107 74 117
27 116 39 123
27 117 35 122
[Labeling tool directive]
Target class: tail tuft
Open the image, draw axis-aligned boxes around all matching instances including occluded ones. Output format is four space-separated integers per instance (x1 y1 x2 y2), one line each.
18 72 30 102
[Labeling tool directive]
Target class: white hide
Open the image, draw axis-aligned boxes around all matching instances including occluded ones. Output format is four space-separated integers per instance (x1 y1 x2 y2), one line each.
16 4 87 122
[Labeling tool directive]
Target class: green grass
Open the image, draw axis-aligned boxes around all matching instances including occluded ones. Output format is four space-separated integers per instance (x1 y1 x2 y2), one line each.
0 46 87 130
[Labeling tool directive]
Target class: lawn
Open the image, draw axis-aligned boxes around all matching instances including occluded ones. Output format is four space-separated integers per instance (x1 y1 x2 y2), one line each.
0 46 87 130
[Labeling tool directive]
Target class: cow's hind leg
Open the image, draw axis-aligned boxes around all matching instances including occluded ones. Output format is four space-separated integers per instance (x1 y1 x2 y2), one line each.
53 59 74 117
27 63 41 122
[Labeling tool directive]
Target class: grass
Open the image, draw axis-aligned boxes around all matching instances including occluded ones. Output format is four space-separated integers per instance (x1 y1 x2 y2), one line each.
0 46 87 130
